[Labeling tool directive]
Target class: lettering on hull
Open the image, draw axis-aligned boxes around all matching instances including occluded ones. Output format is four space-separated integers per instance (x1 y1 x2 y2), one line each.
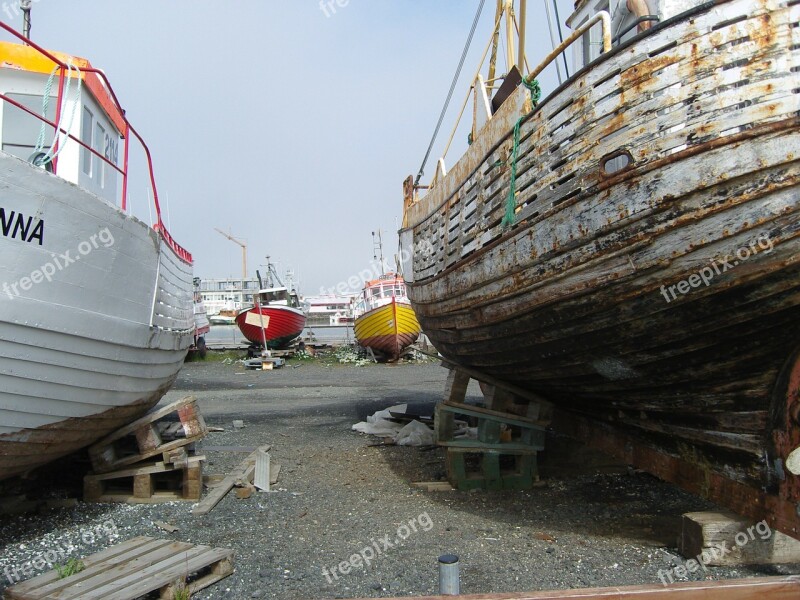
0 208 44 245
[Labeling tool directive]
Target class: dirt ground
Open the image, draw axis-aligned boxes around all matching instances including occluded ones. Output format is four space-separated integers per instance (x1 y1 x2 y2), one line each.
1 354 798 599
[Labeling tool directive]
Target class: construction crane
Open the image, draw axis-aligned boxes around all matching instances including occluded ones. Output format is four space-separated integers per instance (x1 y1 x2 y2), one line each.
214 228 248 284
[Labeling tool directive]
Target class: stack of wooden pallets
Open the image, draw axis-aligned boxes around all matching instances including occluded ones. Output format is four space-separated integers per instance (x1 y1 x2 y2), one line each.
435 365 549 491
83 397 208 504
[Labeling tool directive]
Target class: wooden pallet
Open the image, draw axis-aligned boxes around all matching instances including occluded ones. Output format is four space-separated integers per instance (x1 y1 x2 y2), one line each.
5 536 233 600
446 448 538 490
435 365 548 490
84 456 204 504
88 397 207 473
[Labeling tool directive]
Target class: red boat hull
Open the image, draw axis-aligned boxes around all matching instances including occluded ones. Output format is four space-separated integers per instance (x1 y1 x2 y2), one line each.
236 305 306 349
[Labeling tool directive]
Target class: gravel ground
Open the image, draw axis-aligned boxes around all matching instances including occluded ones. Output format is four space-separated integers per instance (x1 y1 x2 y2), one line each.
1 353 798 599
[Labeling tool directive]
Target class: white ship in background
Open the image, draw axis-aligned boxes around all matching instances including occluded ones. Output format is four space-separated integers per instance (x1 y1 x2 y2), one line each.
0 20 194 479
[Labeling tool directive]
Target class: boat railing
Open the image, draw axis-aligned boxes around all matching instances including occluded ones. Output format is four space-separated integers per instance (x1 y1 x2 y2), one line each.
414 9 612 200
0 20 192 264
524 11 611 84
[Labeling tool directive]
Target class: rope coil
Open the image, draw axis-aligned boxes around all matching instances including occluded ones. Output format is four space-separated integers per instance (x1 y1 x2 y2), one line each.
31 59 82 168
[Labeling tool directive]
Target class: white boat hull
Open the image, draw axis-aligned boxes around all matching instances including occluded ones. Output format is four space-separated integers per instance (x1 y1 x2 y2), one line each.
0 152 193 479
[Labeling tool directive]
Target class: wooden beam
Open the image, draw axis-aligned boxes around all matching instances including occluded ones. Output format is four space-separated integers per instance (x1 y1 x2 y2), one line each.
191 445 269 516
352 575 800 599
680 511 800 566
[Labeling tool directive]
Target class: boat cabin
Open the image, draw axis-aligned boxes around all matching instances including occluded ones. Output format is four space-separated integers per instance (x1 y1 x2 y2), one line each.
0 41 124 206
254 286 302 309
354 273 409 316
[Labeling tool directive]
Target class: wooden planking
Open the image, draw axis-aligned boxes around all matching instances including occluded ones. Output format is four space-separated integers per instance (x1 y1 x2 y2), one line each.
408 0 799 282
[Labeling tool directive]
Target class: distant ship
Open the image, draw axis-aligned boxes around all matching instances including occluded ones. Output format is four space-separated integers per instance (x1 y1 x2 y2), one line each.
303 294 355 327
235 261 306 349
353 273 420 362
0 22 194 479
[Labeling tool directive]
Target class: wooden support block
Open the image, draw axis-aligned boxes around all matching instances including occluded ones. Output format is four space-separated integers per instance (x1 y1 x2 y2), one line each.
443 366 470 404
680 511 800 566
178 401 207 437
133 473 153 499
235 485 255 499
135 424 162 452
183 461 203 499
164 446 189 469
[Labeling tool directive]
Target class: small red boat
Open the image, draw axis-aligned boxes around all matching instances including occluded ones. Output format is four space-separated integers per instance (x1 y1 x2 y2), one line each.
236 286 306 349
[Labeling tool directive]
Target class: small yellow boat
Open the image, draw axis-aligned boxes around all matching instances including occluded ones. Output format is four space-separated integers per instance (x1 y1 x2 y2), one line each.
353 273 420 361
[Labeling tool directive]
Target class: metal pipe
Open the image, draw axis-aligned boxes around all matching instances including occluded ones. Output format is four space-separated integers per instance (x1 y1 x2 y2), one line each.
516 0 526 75
438 554 460 595
20 0 31 39
525 10 611 83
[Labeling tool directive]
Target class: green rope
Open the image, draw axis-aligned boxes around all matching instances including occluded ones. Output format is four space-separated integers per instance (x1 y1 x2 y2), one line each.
500 78 540 229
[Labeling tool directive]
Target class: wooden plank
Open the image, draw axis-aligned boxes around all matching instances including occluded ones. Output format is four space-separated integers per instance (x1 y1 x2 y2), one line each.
191 445 269 515
411 481 454 492
439 359 553 410
353 576 800 599
441 401 548 429
679 511 800 566
86 456 205 482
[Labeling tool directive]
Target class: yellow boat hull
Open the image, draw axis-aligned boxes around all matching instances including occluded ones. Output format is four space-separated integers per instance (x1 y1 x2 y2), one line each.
354 298 420 361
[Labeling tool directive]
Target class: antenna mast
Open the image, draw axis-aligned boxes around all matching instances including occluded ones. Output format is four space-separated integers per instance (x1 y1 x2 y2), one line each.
20 0 31 39
372 230 385 274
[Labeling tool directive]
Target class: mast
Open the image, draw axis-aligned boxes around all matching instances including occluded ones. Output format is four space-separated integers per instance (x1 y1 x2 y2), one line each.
20 0 31 39
487 0 503 93
504 0 516 72
517 0 527 74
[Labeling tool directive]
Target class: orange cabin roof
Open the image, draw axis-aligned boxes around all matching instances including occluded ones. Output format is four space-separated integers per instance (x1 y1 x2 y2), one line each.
363 273 405 289
0 41 126 134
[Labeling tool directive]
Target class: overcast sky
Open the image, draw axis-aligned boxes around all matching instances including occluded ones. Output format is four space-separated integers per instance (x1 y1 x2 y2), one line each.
6 0 575 295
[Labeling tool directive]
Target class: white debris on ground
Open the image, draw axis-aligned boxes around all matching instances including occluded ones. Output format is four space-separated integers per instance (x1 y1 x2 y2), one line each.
334 346 371 366
352 404 434 446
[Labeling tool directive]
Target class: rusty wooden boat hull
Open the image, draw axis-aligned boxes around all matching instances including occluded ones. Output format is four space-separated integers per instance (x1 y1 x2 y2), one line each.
401 0 800 533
